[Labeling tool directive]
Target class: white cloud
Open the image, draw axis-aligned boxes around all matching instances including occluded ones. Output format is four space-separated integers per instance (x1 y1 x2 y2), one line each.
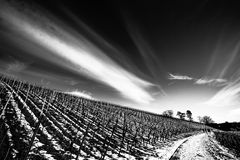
168 73 228 87
6 61 27 72
194 78 227 86
66 90 93 99
168 73 193 80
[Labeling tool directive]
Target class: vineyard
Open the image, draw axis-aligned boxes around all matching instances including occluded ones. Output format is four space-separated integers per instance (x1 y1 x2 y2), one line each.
0 75 212 160
214 131 240 158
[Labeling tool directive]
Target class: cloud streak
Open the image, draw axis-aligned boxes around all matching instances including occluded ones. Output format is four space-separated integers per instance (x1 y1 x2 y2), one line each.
0 1 155 104
168 73 193 80
66 90 93 99
205 77 240 107
6 61 27 73
194 78 227 86
168 73 227 86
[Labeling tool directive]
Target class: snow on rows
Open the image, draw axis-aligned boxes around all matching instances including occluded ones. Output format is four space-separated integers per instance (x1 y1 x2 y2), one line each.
16 90 65 152
34 94 119 147
5 85 67 157
2 116 17 158
35 93 128 139
15 96 64 157
6 90 33 156
3 84 57 160
27 94 85 151
34 94 130 159
11 98 33 138
32 108 72 145
38 150 56 160
35 96 81 136
18 91 94 158
30 93 109 158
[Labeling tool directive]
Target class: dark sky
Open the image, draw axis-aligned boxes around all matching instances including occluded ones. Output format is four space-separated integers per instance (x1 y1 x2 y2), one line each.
1 0 240 122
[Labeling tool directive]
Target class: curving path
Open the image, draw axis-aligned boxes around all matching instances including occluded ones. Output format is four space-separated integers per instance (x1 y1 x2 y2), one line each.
169 132 237 160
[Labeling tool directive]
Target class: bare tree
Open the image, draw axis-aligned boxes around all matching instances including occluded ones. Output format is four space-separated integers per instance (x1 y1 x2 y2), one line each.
198 116 214 124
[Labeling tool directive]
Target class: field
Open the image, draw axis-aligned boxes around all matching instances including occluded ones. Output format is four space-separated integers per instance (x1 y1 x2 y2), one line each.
0 76 213 160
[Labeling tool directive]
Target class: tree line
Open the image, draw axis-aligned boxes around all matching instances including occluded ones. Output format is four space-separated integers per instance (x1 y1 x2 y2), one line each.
162 110 214 124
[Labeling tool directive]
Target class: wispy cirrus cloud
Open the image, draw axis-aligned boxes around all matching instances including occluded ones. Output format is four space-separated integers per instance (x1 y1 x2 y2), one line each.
168 73 227 86
205 77 240 106
194 78 227 86
66 90 93 99
0 1 156 104
6 61 27 73
203 80 240 122
168 73 193 80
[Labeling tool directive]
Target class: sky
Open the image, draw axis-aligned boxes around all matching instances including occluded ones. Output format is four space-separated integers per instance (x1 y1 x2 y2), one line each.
0 0 240 122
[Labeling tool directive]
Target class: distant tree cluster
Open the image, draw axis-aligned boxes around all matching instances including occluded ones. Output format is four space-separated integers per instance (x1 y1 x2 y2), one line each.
162 110 173 117
162 110 193 121
176 110 192 121
162 109 215 124
177 111 186 120
186 110 193 121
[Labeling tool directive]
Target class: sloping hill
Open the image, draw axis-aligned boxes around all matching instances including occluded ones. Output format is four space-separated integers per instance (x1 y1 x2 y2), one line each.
0 76 213 160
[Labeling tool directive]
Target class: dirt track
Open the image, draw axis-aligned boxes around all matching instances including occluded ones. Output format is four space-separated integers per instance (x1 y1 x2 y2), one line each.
169 133 237 160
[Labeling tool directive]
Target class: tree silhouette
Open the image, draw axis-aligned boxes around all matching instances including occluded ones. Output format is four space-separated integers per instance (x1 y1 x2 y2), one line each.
199 116 214 124
186 110 193 121
177 111 185 120
162 110 173 117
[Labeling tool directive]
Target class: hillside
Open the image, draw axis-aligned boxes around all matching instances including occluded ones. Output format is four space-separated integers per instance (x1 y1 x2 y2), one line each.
0 75 231 160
